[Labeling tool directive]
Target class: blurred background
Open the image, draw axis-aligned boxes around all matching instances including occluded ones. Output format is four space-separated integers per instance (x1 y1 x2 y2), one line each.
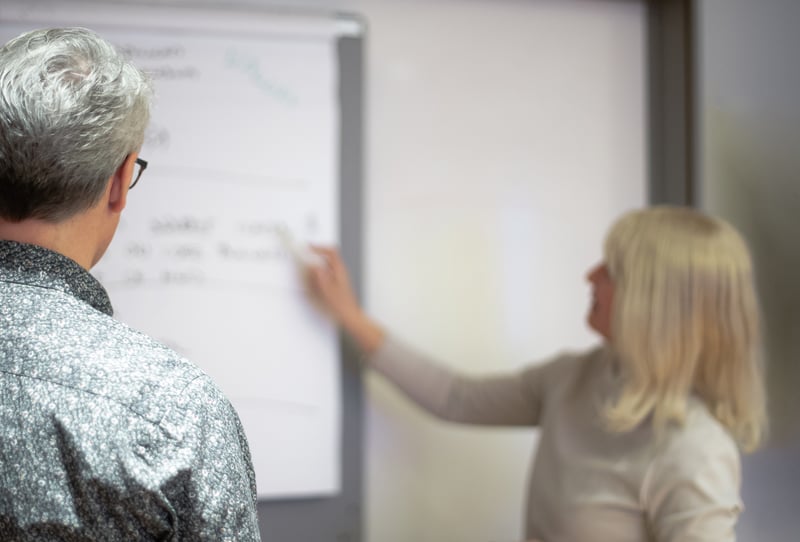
697 1 800 541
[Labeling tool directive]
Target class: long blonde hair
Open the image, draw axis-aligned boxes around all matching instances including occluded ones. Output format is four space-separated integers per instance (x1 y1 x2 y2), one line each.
603 206 766 452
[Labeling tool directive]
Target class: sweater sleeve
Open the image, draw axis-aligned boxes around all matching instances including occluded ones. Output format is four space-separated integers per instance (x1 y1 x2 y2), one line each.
369 334 561 426
642 421 742 542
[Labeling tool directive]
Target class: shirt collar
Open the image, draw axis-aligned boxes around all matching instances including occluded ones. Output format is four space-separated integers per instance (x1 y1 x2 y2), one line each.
0 240 113 316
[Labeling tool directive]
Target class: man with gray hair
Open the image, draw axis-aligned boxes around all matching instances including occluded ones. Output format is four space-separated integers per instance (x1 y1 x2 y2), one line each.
0 27 261 540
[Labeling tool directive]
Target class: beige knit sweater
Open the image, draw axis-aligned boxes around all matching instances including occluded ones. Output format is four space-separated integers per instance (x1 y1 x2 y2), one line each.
370 336 742 542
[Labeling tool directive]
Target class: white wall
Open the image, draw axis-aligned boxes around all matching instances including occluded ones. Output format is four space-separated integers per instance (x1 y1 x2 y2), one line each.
350 1 645 540
696 1 800 540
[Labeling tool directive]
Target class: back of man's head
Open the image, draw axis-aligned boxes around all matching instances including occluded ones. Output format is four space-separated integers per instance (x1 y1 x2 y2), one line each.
0 27 152 223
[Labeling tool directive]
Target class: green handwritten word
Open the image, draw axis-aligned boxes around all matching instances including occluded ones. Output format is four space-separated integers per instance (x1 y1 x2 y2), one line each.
224 49 297 106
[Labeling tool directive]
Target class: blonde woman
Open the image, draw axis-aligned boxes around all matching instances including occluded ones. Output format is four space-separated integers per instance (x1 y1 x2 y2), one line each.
306 206 766 542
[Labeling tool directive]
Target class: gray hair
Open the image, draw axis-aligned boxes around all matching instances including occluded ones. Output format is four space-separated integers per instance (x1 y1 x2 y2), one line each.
0 27 152 221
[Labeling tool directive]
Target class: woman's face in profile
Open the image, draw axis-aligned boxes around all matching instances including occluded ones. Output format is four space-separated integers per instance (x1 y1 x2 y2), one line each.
586 263 615 340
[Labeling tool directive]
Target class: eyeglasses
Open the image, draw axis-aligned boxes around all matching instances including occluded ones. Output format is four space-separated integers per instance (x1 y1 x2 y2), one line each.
130 157 148 189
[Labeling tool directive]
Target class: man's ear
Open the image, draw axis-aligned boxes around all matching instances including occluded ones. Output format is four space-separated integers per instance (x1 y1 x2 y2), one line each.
108 153 136 213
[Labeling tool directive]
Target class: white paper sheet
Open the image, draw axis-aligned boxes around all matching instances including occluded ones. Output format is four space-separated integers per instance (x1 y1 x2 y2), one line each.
0 9 342 499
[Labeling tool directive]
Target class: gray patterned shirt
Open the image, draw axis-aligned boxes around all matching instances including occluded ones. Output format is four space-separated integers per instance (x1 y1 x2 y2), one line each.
0 240 261 541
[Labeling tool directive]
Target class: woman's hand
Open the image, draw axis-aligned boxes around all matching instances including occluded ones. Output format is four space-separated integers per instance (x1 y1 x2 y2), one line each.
305 246 385 355
304 246 358 323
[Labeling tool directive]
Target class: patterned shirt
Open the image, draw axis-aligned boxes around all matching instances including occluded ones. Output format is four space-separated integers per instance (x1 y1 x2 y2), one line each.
0 240 261 541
